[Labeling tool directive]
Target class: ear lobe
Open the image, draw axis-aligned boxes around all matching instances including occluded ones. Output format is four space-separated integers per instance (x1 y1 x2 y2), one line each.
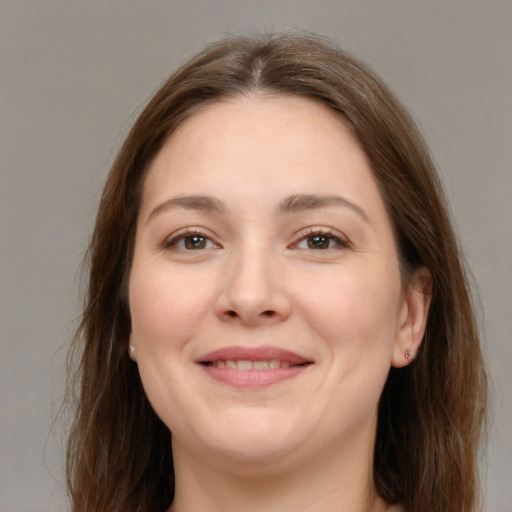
392 267 432 368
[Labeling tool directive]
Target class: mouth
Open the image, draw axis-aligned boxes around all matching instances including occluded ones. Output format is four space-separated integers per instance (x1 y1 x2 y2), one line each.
202 359 300 370
195 346 313 388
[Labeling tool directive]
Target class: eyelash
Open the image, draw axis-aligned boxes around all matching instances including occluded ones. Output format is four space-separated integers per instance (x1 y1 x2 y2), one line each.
163 230 219 251
163 227 349 253
291 228 350 251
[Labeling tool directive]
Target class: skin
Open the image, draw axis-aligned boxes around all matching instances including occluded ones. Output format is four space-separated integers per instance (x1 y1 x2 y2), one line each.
128 95 430 512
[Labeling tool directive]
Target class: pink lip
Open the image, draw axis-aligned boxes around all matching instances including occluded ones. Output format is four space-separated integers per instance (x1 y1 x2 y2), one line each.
195 346 311 365
195 346 313 389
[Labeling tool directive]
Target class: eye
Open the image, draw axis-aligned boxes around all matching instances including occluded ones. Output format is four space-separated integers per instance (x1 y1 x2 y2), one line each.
164 232 218 251
294 230 348 250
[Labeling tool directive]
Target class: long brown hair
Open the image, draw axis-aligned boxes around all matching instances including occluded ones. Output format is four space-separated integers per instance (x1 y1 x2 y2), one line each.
66 33 487 512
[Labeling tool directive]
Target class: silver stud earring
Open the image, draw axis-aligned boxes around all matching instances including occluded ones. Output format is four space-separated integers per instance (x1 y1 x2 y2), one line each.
129 345 136 357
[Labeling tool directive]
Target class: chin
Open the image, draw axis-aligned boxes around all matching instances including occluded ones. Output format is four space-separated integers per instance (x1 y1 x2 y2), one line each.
184 409 311 468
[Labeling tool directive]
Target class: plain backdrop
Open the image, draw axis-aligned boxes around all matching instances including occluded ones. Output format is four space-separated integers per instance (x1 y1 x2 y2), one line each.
1 1 511 511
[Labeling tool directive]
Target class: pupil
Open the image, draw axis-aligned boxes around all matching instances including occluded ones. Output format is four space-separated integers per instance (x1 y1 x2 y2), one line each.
185 236 206 249
308 235 329 249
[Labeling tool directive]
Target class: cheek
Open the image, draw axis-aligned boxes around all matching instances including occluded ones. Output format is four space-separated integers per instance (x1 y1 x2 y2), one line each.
128 264 215 351
296 263 403 352
128 266 215 428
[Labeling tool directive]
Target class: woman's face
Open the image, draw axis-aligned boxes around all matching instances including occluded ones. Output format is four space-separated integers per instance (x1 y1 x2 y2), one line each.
129 95 425 472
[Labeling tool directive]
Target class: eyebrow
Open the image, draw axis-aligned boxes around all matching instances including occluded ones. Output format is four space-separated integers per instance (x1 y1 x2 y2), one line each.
146 193 369 224
147 195 225 223
278 194 370 223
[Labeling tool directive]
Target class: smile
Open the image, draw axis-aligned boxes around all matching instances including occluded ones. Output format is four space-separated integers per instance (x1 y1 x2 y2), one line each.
195 346 313 388
204 359 295 370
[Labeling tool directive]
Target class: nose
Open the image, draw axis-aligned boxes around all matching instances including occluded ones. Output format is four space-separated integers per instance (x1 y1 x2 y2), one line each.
215 244 292 326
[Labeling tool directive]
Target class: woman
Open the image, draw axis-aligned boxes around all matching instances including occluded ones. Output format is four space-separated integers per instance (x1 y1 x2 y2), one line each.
66 33 488 512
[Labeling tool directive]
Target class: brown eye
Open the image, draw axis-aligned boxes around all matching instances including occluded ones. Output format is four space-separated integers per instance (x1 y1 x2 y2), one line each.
183 235 208 250
293 230 348 251
164 232 218 251
307 235 332 249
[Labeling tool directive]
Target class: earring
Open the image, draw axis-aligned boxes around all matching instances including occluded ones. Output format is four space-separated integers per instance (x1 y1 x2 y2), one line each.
404 349 415 362
129 333 137 361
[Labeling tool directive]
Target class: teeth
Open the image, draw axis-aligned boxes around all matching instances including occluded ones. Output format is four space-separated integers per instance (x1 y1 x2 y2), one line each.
253 360 269 370
210 360 292 370
237 360 253 370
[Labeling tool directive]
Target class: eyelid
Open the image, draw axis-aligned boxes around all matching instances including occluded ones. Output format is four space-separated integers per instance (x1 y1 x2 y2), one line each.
162 228 221 250
160 226 349 251
290 227 350 250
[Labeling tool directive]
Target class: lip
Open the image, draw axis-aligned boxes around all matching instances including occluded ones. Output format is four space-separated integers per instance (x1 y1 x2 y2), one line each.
195 346 313 388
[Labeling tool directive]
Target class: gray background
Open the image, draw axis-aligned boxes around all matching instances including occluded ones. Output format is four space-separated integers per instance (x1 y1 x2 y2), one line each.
1 1 510 511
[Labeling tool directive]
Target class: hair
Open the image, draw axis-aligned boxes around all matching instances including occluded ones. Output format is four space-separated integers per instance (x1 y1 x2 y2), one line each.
66 32 487 512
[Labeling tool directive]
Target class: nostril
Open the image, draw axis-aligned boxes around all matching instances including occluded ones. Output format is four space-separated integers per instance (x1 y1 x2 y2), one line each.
262 310 275 317
227 310 238 317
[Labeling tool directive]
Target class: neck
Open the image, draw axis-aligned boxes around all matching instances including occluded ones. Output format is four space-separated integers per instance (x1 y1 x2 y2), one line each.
168 424 389 512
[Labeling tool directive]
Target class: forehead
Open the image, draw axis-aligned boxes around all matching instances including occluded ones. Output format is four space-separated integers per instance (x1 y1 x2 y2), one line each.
143 95 376 200
166 94 365 157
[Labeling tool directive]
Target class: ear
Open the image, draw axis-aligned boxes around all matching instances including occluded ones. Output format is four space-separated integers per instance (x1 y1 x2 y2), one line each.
392 267 432 368
128 334 137 362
